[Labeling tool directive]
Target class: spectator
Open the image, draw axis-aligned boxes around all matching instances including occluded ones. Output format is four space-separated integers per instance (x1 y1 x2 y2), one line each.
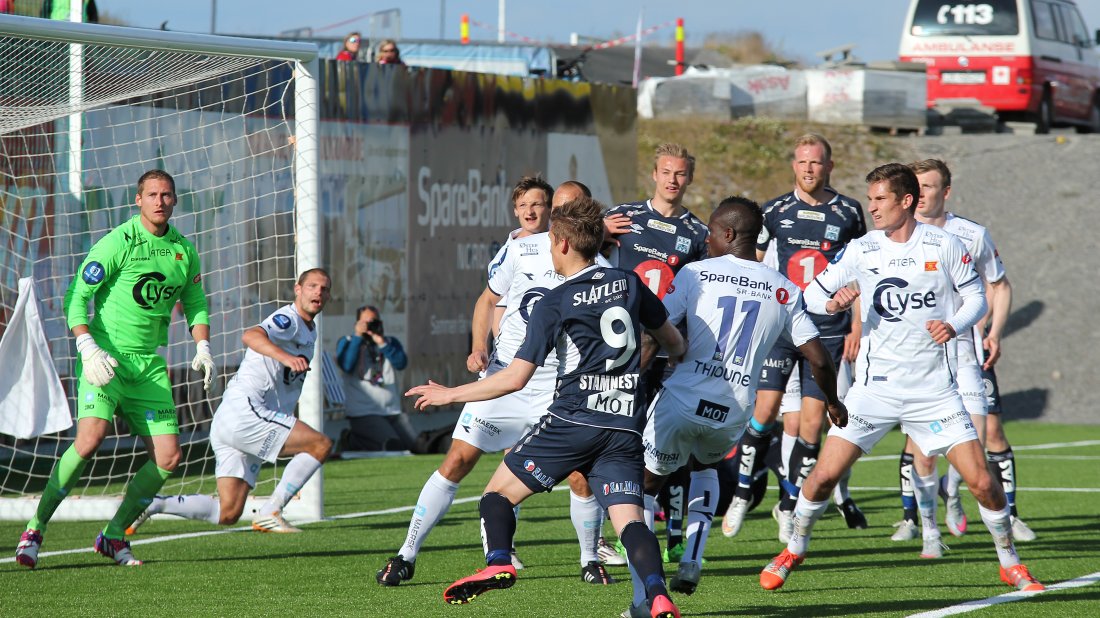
336 304 415 451
376 39 403 65
336 32 361 62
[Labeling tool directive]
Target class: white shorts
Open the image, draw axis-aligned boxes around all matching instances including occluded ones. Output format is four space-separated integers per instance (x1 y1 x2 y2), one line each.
956 362 988 417
829 386 978 457
778 359 852 416
210 391 296 488
642 390 749 476
451 382 553 453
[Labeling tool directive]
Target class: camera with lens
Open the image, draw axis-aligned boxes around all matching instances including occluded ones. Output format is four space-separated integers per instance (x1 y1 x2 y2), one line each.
367 319 384 336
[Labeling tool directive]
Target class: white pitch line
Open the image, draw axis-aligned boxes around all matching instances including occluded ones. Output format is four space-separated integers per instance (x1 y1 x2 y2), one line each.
906 571 1100 617
844 486 1100 493
859 439 1100 463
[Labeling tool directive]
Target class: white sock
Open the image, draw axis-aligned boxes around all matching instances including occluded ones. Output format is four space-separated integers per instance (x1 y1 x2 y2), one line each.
787 493 829 556
833 467 852 505
780 432 796 478
643 494 659 531
913 472 940 540
401 470 459 561
259 453 322 517
978 503 1020 568
946 464 963 497
570 491 601 564
683 469 719 565
159 494 221 525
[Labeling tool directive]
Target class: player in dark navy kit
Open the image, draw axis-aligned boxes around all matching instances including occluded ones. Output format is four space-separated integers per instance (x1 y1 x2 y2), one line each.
408 197 686 618
723 134 868 542
604 142 708 560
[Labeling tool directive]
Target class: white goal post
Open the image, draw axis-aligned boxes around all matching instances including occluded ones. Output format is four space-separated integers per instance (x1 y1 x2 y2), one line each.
0 15 324 522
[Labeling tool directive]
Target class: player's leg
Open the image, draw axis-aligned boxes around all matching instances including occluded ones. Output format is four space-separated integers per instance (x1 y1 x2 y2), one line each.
983 368 1034 540
253 418 332 522
891 437 920 541
910 442 944 558
16 415 110 568
939 362 989 538
569 471 615 584
722 388 783 538
762 387 893 590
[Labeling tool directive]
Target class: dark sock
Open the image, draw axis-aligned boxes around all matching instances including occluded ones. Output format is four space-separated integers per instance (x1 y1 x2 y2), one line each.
662 466 690 548
620 520 668 601
987 448 1018 517
479 492 516 566
899 451 917 522
735 426 773 500
782 438 819 511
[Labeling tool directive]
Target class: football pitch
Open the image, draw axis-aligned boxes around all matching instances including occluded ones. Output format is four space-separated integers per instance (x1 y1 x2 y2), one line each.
1 421 1097 617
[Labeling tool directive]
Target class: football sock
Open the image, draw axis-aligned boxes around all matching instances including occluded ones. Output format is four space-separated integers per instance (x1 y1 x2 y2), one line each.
780 432 796 478
104 461 172 539
788 494 829 556
664 466 689 549
158 494 221 524
978 503 1019 568
28 446 88 533
479 492 516 567
259 452 322 517
899 452 917 522
832 466 852 505
945 464 963 497
620 520 668 603
782 438 818 512
401 470 459 561
569 491 601 564
987 448 1018 517
683 469 718 564
735 424 773 500
643 493 659 531
913 472 939 540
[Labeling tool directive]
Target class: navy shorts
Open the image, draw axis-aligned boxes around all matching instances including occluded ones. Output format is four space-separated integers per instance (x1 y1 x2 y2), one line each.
981 365 1002 415
505 414 645 509
757 336 844 401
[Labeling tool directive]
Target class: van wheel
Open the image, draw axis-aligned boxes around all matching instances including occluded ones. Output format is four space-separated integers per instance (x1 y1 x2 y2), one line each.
1035 91 1053 134
1074 99 1100 134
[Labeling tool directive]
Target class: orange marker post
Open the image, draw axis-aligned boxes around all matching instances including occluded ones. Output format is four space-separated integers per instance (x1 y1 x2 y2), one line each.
461 13 470 44
675 18 684 75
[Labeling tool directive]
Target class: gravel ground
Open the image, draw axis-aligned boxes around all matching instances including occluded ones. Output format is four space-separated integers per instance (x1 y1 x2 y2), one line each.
888 131 1099 424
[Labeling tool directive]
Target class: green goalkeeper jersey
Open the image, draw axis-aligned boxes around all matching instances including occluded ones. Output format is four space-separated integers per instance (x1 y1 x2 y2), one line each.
64 214 210 354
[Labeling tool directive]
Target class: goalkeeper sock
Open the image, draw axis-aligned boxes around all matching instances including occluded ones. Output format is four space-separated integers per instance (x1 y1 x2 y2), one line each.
401 470 459 561
159 494 221 525
104 461 172 539
259 453 322 517
28 446 89 533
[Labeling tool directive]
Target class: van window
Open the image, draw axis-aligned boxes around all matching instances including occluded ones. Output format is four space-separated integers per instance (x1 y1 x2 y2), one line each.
1057 4 1091 47
910 0 1020 36
1030 1 1059 40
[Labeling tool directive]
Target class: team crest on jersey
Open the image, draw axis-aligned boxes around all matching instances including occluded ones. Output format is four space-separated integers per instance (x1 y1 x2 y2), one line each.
272 314 292 329
675 236 691 253
775 288 790 304
647 219 677 234
175 253 183 261
797 210 825 221
82 261 105 285
825 224 840 241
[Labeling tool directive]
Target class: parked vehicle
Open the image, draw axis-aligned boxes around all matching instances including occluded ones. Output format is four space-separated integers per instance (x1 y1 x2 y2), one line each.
900 0 1100 132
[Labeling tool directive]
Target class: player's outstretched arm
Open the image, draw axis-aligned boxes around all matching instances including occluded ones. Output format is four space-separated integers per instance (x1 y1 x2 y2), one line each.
407 359 537 410
798 337 847 428
242 326 309 373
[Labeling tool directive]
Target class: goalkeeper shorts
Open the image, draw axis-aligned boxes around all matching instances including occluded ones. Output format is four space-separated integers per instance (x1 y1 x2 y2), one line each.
76 351 177 436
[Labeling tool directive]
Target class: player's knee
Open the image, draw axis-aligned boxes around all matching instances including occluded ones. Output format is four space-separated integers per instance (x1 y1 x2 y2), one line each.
965 468 997 501
312 435 334 462
156 450 182 472
568 472 592 496
219 505 244 525
439 444 480 481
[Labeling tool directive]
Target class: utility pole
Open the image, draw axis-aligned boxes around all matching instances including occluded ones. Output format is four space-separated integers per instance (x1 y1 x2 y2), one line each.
210 0 217 34
498 0 505 43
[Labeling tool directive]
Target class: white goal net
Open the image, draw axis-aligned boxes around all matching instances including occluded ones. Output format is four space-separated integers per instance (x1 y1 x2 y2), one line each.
0 15 322 521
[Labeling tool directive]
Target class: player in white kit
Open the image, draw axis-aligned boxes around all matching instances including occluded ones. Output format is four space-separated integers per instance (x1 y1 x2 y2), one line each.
641 197 847 596
127 269 335 534
760 163 1043 593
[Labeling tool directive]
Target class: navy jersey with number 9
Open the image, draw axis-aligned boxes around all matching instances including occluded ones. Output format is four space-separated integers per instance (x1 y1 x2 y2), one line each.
514 266 668 435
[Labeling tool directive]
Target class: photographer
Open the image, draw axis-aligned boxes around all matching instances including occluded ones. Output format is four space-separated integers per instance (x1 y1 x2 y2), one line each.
335 305 415 452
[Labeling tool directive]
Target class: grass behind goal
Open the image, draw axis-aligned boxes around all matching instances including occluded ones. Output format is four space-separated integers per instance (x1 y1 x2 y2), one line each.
1 420 1096 617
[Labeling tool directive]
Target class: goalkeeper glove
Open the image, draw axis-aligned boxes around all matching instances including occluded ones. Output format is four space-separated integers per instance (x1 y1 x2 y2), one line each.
76 333 118 387
192 340 216 391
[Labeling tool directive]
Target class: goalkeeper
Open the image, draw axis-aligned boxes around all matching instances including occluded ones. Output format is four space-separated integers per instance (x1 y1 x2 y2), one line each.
15 169 214 569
